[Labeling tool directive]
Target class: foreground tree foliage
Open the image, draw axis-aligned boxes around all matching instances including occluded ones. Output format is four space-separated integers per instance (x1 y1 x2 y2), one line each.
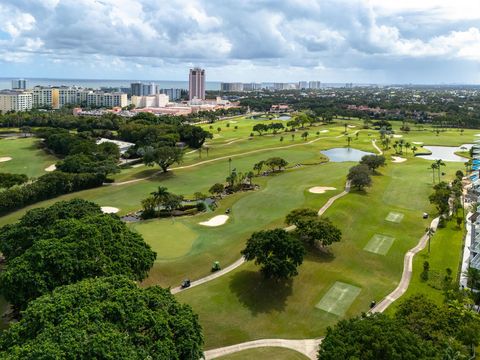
359 154 386 172
0 276 204 360
318 313 435 360
241 229 305 279
0 173 28 189
0 199 156 309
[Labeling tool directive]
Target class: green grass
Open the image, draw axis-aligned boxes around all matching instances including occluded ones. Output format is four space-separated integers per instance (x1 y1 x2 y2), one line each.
129 220 198 260
389 219 465 308
175 158 456 348
216 347 308 360
0 138 57 178
315 282 362 316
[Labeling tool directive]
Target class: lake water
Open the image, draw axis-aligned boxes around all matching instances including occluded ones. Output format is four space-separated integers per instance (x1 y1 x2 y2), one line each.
415 144 473 162
321 148 374 162
278 115 291 121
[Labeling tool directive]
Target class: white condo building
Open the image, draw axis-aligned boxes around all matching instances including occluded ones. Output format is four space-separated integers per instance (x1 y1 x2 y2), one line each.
0 91 33 113
131 94 169 108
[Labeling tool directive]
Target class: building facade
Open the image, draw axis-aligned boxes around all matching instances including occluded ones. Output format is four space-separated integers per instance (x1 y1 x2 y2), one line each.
0 91 33 113
189 68 205 100
130 82 157 96
309 81 322 89
11 79 27 90
131 94 169 108
159 88 182 101
220 83 244 92
32 86 127 109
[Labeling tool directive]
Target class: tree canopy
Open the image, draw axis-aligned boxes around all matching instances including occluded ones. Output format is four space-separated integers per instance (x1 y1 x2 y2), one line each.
141 145 184 172
241 229 305 279
360 154 386 172
0 199 156 309
347 164 372 190
318 313 435 360
0 276 203 360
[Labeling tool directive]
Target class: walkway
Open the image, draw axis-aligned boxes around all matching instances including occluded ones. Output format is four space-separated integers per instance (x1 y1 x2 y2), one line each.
460 212 473 288
372 139 383 155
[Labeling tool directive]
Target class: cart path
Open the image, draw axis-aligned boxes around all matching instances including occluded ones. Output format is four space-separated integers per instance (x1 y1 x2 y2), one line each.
172 181 351 295
372 139 383 155
110 132 356 187
203 338 322 360
201 216 441 359
370 216 439 313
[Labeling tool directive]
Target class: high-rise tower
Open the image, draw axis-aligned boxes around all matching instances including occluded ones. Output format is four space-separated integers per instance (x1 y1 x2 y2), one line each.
189 68 205 100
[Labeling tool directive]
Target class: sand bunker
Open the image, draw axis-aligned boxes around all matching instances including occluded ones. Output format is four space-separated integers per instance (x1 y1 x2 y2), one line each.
347 125 356 128
0 157 12 162
229 120 238 124
199 215 229 227
45 164 56 172
412 141 423 145
101 206 120 214
391 156 407 163
392 134 403 138
320 130 330 133
309 186 337 194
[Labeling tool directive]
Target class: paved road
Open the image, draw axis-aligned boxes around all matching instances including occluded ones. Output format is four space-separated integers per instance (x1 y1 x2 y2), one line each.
372 139 383 155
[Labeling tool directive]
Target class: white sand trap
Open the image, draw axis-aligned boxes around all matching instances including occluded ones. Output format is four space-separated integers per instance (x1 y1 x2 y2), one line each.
45 164 56 172
347 125 356 128
229 120 238 124
320 130 330 133
412 141 423 145
309 186 337 194
199 215 229 227
0 157 12 162
101 206 119 214
132 163 144 168
392 134 403 138
475 134 480 137
391 156 407 163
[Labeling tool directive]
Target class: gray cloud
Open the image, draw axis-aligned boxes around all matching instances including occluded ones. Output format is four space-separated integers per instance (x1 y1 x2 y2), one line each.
1 0 480 83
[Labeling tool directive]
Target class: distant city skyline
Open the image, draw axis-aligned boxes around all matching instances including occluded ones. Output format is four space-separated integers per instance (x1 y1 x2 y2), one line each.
1 0 480 84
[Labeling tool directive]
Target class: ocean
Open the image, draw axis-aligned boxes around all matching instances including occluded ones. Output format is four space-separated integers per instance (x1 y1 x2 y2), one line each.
0 78 221 91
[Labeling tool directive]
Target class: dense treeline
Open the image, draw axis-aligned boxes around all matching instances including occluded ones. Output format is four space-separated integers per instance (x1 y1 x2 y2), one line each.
0 171 104 216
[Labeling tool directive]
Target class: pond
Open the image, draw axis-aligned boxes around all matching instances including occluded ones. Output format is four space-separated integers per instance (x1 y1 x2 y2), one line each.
321 147 374 162
415 144 473 162
278 115 291 121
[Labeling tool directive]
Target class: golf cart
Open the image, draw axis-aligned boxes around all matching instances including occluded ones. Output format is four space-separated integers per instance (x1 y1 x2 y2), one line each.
423 212 429 219
211 261 221 272
180 279 191 289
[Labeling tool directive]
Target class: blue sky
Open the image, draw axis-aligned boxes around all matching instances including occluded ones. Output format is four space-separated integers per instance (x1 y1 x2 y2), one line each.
1 0 480 84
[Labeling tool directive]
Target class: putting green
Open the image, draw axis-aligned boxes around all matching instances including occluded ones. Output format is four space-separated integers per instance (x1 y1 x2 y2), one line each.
364 234 395 255
315 282 361 316
385 212 404 223
129 220 197 260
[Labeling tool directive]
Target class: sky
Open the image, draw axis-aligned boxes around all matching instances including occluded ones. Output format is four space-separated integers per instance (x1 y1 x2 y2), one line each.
1 0 480 84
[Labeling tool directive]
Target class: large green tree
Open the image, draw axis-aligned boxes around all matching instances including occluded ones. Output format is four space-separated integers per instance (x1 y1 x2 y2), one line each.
318 313 435 360
0 276 203 360
143 145 184 172
241 229 305 279
360 154 386 172
0 201 156 309
347 164 372 190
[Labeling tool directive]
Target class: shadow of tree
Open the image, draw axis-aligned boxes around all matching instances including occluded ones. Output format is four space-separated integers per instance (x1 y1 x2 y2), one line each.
304 247 336 263
229 270 293 315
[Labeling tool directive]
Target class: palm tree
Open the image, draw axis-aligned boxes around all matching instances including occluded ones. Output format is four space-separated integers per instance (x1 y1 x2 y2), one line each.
291 134 295 141
302 131 309 141
426 227 435 253
405 142 411 154
412 145 418 155
151 186 169 203
347 136 352 147
430 163 438 183
435 159 446 182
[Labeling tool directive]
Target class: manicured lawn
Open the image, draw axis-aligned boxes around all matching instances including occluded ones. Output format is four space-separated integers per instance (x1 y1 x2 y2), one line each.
0 137 57 178
216 347 309 360
176 158 460 349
